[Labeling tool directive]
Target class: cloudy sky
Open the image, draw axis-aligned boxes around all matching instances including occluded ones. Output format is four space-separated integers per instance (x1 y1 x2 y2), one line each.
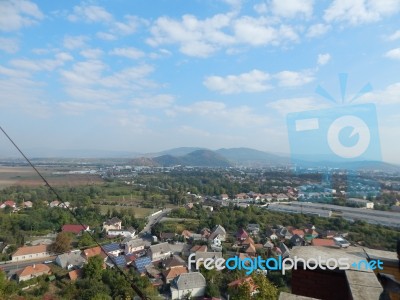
0 0 400 163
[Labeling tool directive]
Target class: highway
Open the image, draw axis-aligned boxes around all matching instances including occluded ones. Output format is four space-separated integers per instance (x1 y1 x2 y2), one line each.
0 256 56 273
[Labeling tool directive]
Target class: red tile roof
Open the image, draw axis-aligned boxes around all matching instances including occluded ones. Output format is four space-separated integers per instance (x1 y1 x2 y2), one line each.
62 224 88 234
17 264 50 277
83 246 107 259
236 228 249 239
311 238 335 247
13 245 48 257
68 269 82 281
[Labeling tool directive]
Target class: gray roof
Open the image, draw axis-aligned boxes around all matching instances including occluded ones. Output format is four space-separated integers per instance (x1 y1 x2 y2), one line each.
195 251 223 261
149 242 171 255
124 238 145 248
56 251 85 268
172 272 206 290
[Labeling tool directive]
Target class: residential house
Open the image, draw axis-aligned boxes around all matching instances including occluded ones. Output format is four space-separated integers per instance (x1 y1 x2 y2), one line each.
236 228 249 241
228 277 258 297
290 229 305 238
265 228 278 240
220 194 229 200
162 255 188 284
124 238 145 254
22 201 33 208
170 272 206 300
181 230 192 240
162 255 187 269
247 224 260 235
82 246 107 261
163 266 188 284
107 227 136 238
276 227 292 240
190 245 207 254
106 255 127 268
149 242 172 262
12 245 50 262
103 243 123 257
62 224 89 235
134 256 152 274
102 217 122 233
58 201 70 209
274 243 290 258
16 264 51 282
55 250 85 269
49 200 60 208
192 252 223 269
203 205 214 211
277 193 289 201
68 269 82 281
0 200 16 209
160 232 176 242
208 225 226 242
245 243 256 257
290 234 304 247
318 230 337 239
311 239 336 247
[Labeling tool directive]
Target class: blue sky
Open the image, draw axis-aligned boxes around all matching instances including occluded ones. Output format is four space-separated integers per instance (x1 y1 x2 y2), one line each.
0 0 400 163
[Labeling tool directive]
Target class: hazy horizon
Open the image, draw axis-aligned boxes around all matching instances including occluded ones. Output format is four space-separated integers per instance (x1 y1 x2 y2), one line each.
1 1 400 164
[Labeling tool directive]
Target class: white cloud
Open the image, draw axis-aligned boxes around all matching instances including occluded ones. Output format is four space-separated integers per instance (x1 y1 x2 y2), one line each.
317 53 331 65
274 70 314 87
253 3 268 14
387 29 400 41
59 101 109 115
0 0 43 32
131 94 175 109
148 13 234 57
385 48 400 60
96 32 117 41
324 0 400 25
63 35 88 50
110 47 145 59
0 64 50 116
306 23 331 37
179 125 211 137
59 60 157 105
148 13 300 57
68 4 113 23
270 0 314 19
267 97 330 115
359 82 400 105
0 37 19 53
80 48 103 59
112 15 141 35
10 52 73 72
168 101 268 127
204 69 270 94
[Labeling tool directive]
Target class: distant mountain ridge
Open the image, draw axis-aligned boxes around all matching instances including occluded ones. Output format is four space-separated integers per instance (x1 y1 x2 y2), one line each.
130 147 287 167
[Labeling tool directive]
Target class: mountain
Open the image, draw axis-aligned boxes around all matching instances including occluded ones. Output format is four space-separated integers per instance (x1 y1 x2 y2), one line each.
216 147 289 166
143 147 207 158
131 149 232 167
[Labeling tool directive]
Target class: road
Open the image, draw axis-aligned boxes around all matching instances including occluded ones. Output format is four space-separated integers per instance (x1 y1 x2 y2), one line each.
0 256 56 273
140 208 171 235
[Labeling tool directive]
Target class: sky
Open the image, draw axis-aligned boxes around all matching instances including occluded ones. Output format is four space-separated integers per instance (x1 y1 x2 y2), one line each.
0 0 400 163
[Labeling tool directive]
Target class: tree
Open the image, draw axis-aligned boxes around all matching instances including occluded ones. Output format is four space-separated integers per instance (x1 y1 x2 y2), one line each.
78 232 95 248
49 232 72 254
253 273 278 300
0 270 6 297
83 255 104 281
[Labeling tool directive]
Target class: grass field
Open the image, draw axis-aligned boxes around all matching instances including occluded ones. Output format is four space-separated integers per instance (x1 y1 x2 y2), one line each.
96 204 155 218
0 166 103 188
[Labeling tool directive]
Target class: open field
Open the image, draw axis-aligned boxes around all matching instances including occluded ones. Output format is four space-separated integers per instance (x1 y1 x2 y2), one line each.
0 166 103 188
96 204 155 218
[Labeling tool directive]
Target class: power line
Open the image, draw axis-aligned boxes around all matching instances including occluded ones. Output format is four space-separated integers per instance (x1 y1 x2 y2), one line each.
0 126 149 300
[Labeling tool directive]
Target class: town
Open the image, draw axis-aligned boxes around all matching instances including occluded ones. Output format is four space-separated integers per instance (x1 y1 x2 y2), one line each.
0 164 399 299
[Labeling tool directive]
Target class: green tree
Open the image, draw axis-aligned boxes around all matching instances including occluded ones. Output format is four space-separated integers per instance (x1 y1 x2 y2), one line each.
253 273 278 300
79 232 95 248
83 255 104 281
49 232 72 254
